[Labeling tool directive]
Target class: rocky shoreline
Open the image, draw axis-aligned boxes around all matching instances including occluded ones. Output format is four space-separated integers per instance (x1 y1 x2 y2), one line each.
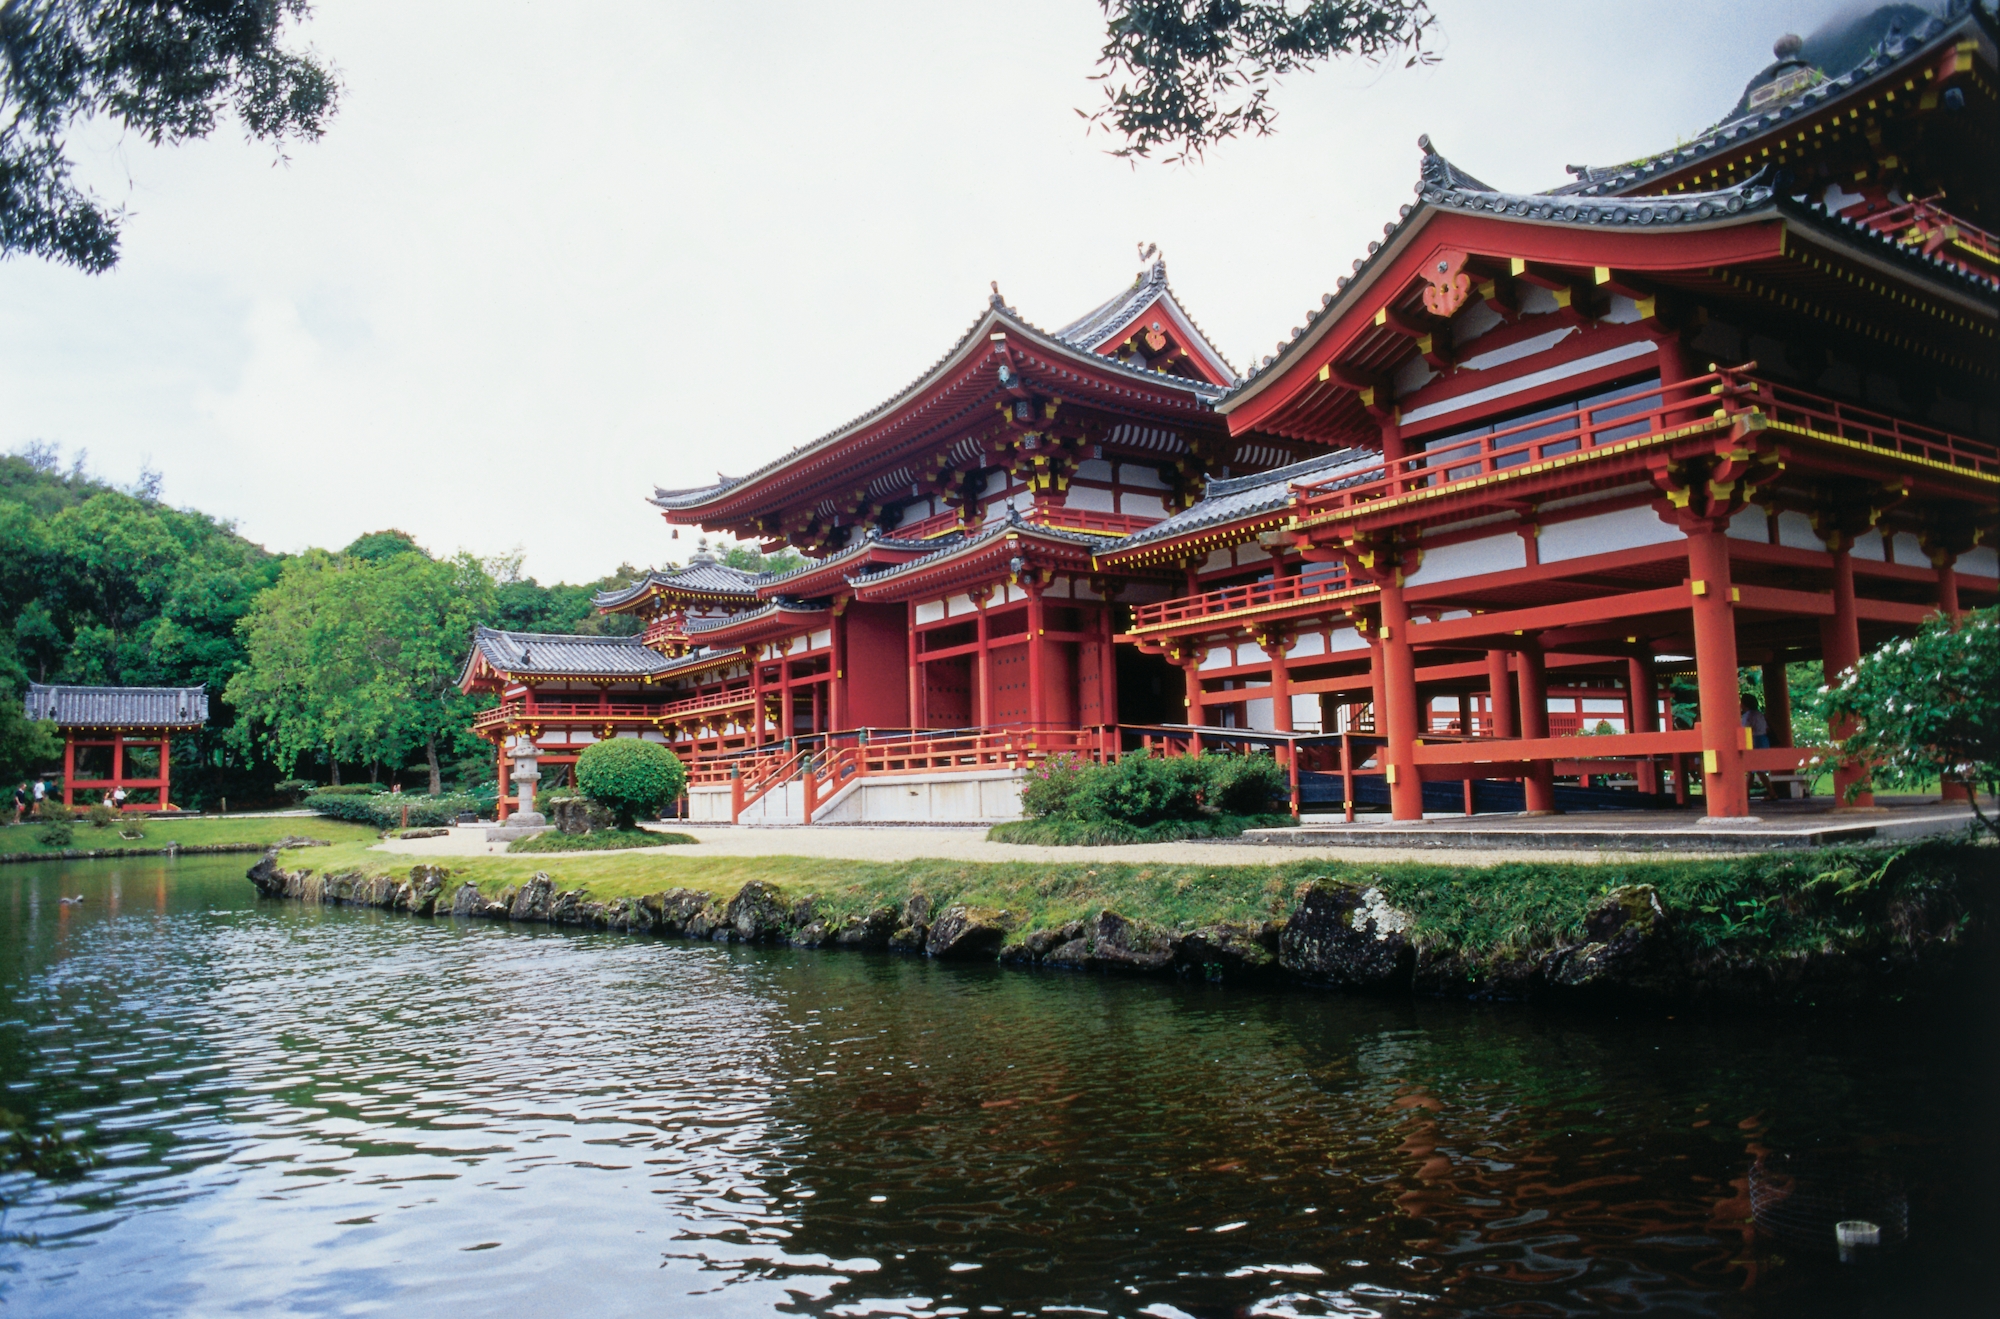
245 846 1986 1006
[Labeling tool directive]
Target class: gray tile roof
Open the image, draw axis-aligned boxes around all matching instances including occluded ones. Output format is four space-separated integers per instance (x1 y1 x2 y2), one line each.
468 627 685 677
684 601 831 634
590 559 768 609
649 278 1230 516
1554 7 1978 201
25 684 207 728
1054 258 1237 379
1111 448 1376 552
844 515 1115 590
1226 137 1778 396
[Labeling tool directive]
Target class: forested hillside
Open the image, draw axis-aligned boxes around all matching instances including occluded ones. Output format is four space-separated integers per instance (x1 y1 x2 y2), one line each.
0 446 697 805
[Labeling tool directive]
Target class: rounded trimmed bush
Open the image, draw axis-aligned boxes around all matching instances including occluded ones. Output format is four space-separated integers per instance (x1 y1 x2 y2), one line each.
575 738 687 829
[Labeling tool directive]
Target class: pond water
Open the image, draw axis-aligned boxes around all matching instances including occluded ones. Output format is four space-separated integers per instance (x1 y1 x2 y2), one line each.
0 854 1990 1317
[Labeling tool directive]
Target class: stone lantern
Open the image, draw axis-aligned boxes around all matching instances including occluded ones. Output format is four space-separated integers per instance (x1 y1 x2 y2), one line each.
509 733 547 827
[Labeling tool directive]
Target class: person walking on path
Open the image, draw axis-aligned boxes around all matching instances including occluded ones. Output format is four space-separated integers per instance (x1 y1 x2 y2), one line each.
11 783 25 825
31 778 46 818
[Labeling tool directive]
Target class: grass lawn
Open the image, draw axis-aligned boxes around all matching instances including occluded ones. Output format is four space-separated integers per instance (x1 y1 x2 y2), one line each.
270 834 1990 957
1 815 380 857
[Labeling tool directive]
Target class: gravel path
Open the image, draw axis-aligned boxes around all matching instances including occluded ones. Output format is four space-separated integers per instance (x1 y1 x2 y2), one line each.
370 823 1713 867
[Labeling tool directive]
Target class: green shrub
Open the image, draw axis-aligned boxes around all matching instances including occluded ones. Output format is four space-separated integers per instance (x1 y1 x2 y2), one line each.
576 739 687 829
990 812 1292 846
1073 755 1208 824
311 783 389 797
507 827 697 853
1203 753 1287 815
38 803 73 824
85 801 118 829
304 790 489 829
35 821 72 848
272 779 318 803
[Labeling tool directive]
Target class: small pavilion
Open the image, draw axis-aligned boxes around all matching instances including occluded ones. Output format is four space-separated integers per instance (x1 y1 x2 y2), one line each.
23 684 208 811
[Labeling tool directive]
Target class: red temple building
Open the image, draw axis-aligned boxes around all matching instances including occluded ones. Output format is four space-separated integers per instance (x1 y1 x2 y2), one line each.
465 5 1997 825
24 684 208 811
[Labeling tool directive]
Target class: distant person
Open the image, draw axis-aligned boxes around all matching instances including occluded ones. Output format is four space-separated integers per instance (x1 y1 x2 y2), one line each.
32 779 46 816
11 783 25 825
1741 693 1770 749
1743 693 1772 797
111 786 128 810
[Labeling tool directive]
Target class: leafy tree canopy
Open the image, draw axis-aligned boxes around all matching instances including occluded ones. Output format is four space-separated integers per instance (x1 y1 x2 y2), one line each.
341 528 425 561
1 0 339 270
1086 0 1436 161
1811 607 1999 836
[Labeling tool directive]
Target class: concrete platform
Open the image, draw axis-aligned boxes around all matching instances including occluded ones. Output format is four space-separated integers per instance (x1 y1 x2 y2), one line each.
1240 798 1983 852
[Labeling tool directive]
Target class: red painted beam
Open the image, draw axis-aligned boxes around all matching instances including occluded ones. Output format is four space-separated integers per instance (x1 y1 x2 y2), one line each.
1412 728 1702 764
1406 585 1691 647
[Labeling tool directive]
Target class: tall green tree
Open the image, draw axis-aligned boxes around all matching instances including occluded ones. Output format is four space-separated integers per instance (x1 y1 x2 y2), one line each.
1086 0 1436 161
227 542 495 794
1 0 339 270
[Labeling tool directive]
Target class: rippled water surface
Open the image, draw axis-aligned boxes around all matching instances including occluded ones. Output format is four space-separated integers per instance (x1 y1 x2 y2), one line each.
0 854 1990 1317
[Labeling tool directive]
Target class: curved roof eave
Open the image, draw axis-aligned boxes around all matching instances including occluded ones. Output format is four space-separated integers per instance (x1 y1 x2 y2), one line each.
1219 139 1779 419
650 299 1228 520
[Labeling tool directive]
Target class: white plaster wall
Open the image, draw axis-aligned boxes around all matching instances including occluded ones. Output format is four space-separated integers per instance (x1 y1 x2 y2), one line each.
1291 632 1326 658
1404 533 1526 586
1852 527 1887 561
1328 627 1367 654
1777 510 1823 552
810 629 832 649
813 771 1026 823
1540 505 1680 563
1198 645 1231 671
1244 697 1274 730
1235 641 1268 666
1120 491 1168 518
1202 549 1232 573
946 592 976 617
916 599 946 625
1119 462 1168 489
1064 484 1116 512
1236 542 1270 565
1961 545 1999 578
1725 506 1768 541
1074 458 1114 483
1292 694 1321 730
1046 577 1071 598
1891 532 1925 565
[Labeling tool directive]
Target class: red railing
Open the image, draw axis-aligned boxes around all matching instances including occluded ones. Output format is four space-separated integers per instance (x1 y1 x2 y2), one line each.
474 686 757 731
1128 569 1353 631
642 616 689 648
1293 367 1998 519
1751 376 1999 476
894 509 966 540
1859 195 2000 274
1022 506 1161 537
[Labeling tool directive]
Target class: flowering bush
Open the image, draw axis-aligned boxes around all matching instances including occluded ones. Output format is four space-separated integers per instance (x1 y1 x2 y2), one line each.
1020 753 1091 819
1810 606 1998 835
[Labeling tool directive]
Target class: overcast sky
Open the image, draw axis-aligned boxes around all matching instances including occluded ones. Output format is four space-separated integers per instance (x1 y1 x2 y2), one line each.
0 0 1866 583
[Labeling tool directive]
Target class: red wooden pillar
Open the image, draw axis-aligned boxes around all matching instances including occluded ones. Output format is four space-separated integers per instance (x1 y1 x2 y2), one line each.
1516 642 1558 815
1097 603 1118 730
1269 637 1293 734
1486 650 1515 739
62 734 76 808
1182 656 1204 755
1820 535 1872 808
1689 527 1753 818
907 603 922 730
1367 626 1387 735
975 596 991 728
1027 585 1046 728
495 744 510 822
751 645 768 747
110 737 124 807
1379 579 1423 821
830 608 847 731
1761 661 1793 747
156 736 172 810
1628 655 1661 794
1933 550 1961 622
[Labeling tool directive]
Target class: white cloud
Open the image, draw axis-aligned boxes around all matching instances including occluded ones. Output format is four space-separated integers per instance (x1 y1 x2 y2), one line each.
0 0 1846 580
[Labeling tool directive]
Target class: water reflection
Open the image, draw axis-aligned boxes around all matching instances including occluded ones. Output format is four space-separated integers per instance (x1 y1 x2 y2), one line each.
0 855 1988 1317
